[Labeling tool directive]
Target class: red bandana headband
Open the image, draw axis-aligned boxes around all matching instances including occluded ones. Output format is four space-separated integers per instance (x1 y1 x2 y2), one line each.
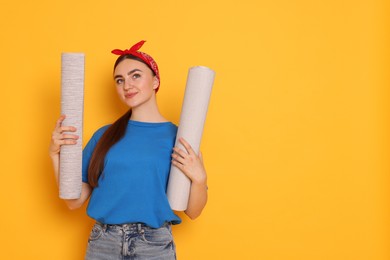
111 40 160 92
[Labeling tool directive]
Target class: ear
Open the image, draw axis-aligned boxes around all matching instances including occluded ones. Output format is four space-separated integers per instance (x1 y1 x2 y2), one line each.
153 77 159 90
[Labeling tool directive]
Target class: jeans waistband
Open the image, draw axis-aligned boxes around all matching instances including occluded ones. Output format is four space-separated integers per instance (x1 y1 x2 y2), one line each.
95 221 171 233
96 222 146 232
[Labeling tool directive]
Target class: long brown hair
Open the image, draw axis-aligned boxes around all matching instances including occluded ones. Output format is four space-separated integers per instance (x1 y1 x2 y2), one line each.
87 55 156 187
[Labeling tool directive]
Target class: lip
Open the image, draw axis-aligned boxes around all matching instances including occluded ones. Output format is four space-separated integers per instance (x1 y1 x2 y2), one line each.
125 92 137 99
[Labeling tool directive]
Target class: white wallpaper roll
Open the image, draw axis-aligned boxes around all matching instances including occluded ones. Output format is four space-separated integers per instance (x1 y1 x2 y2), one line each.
167 66 215 211
59 53 85 199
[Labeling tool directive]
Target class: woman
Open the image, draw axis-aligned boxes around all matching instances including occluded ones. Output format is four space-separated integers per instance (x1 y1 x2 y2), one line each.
49 40 208 259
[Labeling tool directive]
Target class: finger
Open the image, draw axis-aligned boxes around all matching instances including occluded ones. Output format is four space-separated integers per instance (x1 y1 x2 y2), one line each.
58 139 78 145
60 126 78 133
172 147 188 159
54 116 66 133
178 137 195 155
171 159 185 171
51 139 77 149
51 136 77 148
55 115 77 133
62 133 79 140
55 115 66 128
54 126 77 135
199 151 204 163
171 151 186 164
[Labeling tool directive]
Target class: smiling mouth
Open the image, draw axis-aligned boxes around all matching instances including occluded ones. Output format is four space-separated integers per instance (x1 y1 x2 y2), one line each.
125 93 137 99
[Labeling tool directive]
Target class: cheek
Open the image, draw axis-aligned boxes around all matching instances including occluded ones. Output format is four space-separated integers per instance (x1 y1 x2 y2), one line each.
142 80 155 92
116 87 124 98
115 85 122 92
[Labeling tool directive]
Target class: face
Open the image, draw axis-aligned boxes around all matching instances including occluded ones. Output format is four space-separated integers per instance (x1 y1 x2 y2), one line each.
113 58 159 109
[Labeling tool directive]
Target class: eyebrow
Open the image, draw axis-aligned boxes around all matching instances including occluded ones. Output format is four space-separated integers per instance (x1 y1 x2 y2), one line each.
114 69 142 80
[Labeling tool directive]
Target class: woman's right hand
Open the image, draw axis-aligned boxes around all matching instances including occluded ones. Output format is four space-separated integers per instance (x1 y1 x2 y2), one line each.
49 115 79 157
49 115 92 208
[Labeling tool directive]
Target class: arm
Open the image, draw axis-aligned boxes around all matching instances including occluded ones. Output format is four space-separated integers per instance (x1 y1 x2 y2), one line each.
49 115 92 210
171 138 208 219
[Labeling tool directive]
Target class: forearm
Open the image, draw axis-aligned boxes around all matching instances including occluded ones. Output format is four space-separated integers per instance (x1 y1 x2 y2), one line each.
63 182 92 210
50 153 60 186
184 180 208 219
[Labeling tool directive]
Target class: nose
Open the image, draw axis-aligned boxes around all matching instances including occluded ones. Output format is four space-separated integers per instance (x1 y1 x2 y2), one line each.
123 78 134 90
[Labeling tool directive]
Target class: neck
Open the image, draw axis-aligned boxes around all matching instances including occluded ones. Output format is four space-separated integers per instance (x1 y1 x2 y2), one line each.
130 99 167 123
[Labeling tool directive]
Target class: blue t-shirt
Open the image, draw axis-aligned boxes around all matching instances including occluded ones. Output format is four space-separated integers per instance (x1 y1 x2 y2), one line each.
82 120 181 228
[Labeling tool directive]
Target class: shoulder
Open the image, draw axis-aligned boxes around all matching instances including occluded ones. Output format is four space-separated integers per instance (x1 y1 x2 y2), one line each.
83 124 111 154
91 124 111 141
167 122 178 131
164 122 178 136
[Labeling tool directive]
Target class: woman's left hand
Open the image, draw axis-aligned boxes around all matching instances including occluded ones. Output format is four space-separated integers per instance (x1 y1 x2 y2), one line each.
171 137 207 185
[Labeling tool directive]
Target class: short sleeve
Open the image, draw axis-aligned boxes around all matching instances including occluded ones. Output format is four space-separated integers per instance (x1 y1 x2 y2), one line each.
82 125 110 183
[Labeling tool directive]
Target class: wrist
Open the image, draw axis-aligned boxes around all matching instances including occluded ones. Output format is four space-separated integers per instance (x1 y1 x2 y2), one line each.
49 151 59 159
191 177 207 187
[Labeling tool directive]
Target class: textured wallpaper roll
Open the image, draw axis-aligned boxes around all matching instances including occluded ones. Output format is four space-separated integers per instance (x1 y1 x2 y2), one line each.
167 66 215 211
59 53 85 199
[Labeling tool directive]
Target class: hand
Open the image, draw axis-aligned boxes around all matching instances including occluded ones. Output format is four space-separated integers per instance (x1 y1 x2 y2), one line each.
49 115 79 157
171 137 207 185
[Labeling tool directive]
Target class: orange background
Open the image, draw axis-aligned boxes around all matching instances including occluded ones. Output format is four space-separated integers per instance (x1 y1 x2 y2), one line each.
0 0 389 259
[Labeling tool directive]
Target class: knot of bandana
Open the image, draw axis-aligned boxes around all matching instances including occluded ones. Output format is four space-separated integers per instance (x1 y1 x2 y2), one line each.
111 40 160 92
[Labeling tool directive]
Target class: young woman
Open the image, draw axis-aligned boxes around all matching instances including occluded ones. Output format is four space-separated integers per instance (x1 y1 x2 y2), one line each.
49 40 208 259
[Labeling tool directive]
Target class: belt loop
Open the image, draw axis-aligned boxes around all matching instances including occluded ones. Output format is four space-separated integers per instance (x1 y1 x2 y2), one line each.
137 223 144 234
97 221 107 232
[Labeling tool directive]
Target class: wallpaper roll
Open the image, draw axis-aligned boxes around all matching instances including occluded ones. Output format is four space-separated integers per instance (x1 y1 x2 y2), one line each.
167 66 215 211
59 53 85 199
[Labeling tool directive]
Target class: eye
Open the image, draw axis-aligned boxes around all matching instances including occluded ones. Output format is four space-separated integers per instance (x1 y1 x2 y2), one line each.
115 78 124 85
132 73 141 79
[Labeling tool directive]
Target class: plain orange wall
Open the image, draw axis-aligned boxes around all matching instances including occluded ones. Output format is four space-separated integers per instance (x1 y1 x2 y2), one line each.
0 0 389 259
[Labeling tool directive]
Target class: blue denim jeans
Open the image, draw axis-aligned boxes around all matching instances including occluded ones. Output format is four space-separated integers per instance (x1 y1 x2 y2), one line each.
85 222 176 260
